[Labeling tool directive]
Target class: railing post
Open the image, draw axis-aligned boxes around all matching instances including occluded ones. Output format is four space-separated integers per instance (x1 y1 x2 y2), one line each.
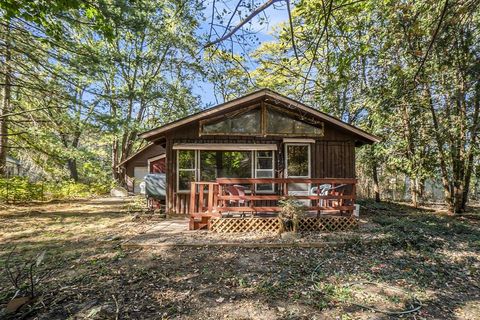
199 183 204 212
352 180 357 215
189 182 196 214
212 184 218 213
208 183 213 213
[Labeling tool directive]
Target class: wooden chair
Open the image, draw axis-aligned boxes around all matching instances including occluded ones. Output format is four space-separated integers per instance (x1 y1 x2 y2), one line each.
225 185 249 217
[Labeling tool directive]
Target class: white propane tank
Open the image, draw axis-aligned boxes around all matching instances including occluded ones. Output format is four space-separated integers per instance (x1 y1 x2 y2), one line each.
139 181 146 195
354 204 360 217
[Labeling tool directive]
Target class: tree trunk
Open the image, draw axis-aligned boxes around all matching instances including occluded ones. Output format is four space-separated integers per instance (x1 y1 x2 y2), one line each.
372 160 380 202
0 20 11 177
67 159 79 181
410 177 418 207
425 87 455 212
460 93 480 211
419 179 425 202
112 138 120 181
474 174 479 201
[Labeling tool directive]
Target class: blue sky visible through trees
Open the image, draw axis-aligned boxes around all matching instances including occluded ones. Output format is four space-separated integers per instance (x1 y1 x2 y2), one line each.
193 0 289 106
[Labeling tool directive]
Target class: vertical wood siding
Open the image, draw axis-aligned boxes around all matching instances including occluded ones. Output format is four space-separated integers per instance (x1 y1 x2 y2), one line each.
163 101 360 214
167 138 356 214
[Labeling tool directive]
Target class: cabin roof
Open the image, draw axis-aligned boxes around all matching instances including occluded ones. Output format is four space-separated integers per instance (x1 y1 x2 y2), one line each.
116 143 165 168
139 88 380 144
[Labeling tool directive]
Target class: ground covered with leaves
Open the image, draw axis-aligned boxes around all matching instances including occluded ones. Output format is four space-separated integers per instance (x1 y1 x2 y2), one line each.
0 198 479 319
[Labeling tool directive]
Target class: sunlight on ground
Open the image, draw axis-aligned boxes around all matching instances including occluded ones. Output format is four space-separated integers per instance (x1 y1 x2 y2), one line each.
0 198 479 319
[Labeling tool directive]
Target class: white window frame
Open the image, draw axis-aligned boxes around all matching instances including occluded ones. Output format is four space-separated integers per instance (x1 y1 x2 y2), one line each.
284 143 311 178
254 150 275 193
176 147 277 193
147 154 166 173
177 150 198 193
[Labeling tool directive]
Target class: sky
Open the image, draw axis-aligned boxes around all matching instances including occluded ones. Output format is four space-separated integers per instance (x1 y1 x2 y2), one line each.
192 0 290 107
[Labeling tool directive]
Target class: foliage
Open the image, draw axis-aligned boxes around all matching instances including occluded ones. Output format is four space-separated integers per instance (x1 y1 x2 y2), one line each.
0 0 204 183
0 0 113 38
278 197 306 232
0 177 112 202
1 0 480 213
251 0 480 212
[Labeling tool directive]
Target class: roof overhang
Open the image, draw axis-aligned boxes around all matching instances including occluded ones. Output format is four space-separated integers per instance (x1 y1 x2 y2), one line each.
116 143 165 168
173 143 277 151
139 89 380 144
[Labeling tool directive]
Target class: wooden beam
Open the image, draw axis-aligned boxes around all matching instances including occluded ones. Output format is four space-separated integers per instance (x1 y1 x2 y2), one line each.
189 182 196 215
208 183 214 213
216 178 357 184
217 195 355 201
216 206 355 212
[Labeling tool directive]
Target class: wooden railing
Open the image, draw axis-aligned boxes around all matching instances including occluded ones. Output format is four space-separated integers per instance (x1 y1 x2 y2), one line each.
189 181 221 219
189 178 357 229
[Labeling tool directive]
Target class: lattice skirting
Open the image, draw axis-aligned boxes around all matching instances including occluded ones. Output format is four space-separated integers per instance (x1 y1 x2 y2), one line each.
298 216 358 232
210 217 282 233
210 216 358 233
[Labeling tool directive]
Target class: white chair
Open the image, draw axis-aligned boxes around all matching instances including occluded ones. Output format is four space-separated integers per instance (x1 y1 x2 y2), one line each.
310 184 332 207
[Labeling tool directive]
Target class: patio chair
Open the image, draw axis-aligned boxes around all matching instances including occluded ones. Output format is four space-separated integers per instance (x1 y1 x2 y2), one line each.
225 184 249 217
328 184 349 215
311 184 348 216
310 184 332 206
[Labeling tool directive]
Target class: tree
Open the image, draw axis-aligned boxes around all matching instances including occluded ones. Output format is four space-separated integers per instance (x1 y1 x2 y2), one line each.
250 0 480 212
91 0 202 180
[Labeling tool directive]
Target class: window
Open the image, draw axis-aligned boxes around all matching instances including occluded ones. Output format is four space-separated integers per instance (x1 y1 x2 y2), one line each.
201 109 261 135
177 150 196 192
266 108 323 136
200 105 323 137
176 148 275 193
255 151 274 192
200 151 252 180
285 144 311 194
285 144 310 177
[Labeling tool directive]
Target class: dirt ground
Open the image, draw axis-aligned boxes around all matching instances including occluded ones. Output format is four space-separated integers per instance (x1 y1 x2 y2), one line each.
0 197 479 319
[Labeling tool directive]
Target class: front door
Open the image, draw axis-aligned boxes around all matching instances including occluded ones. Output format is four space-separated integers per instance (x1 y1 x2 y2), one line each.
285 144 311 201
150 157 166 173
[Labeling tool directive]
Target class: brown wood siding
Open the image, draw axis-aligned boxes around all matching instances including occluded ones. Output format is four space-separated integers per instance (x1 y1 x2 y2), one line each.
167 140 355 214
314 141 355 178
124 144 165 178
163 98 360 214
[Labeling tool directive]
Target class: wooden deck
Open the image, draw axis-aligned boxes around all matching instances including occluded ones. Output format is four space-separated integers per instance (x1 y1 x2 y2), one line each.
189 178 357 230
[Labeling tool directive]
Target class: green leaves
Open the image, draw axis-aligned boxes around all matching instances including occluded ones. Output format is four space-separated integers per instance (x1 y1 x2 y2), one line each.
251 0 480 207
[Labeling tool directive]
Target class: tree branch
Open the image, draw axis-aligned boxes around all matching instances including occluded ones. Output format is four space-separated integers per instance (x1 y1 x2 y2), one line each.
286 0 299 61
205 0 283 48
413 0 449 82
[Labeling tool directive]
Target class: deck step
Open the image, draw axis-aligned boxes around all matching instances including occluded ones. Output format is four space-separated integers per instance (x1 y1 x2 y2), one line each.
189 216 212 230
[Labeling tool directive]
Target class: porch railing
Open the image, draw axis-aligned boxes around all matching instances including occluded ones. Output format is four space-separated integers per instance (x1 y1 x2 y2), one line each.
189 178 357 228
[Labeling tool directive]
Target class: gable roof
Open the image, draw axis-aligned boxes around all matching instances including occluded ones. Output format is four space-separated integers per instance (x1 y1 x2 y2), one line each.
116 143 165 168
139 88 380 144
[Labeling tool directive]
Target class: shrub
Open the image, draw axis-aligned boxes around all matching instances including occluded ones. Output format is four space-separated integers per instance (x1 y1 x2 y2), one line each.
0 177 113 202
278 197 306 232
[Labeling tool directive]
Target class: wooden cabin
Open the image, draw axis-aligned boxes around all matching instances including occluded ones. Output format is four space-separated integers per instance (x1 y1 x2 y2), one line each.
117 143 166 193
138 89 379 224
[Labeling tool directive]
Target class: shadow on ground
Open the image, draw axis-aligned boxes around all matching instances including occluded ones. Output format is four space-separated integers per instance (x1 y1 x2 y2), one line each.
0 198 478 319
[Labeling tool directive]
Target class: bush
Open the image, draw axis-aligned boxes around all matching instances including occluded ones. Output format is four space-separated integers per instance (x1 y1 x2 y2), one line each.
278 197 306 232
0 177 113 202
